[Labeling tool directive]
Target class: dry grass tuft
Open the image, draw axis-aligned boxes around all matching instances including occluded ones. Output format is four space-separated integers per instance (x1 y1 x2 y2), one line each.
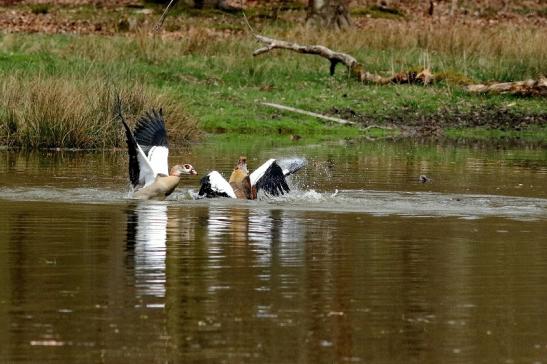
0 74 200 149
266 20 547 81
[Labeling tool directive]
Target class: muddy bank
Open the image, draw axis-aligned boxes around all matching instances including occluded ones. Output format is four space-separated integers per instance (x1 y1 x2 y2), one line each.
328 105 547 137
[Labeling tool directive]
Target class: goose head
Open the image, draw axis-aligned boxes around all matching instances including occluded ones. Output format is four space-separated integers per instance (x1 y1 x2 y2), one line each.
235 156 249 175
170 164 197 177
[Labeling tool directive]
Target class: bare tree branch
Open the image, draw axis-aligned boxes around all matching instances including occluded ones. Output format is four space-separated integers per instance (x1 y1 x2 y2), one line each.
154 0 177 32
253 34 434 85
262 102 355 125
240 0 256 35
253 34 357 68
262 102 394 132
465 77 547 96
253 34 545 96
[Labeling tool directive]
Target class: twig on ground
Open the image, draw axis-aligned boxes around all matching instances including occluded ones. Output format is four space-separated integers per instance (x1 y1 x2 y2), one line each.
262 102 395 132
239 0 255 34
154 0 177 32
262 102 355 125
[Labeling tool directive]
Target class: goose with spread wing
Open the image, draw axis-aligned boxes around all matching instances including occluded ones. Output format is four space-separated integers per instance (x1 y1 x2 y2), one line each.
119 108 197 200
198 156 305 199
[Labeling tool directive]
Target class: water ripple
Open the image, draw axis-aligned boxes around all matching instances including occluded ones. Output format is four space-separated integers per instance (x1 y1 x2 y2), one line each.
0 186 545 220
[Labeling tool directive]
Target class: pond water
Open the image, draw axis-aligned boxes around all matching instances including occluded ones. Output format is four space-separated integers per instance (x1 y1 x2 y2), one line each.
0 136 546 363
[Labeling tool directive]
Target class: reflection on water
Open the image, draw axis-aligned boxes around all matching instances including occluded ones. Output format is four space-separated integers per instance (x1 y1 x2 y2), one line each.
126 203 168 302
0 137 546 363
207 207 307 269
0 198 546 363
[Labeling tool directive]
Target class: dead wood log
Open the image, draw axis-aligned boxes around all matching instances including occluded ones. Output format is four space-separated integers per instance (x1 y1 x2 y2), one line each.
253 34 545 96
253 34 434 85
465 77 547 97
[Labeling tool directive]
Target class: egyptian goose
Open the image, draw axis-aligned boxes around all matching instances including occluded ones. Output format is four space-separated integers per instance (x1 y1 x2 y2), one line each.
198 156 305 199
119 108 197 200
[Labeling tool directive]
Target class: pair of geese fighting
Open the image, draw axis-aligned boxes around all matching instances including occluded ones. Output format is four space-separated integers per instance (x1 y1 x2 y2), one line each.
119 108 304 201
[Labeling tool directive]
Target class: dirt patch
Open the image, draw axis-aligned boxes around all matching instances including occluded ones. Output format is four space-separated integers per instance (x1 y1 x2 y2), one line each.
0 0 545 35
328 105 547 137
0 1 153 34
1 0 138 5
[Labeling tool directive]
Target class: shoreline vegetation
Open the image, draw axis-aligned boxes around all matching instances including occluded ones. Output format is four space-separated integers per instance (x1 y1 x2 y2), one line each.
0 0 546 148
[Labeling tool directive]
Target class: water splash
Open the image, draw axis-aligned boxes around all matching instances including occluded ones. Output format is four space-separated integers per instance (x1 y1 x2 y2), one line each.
264 189 547 220
0 186 545 220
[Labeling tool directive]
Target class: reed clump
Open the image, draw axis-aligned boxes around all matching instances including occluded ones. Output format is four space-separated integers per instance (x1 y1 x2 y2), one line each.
0 74 200 149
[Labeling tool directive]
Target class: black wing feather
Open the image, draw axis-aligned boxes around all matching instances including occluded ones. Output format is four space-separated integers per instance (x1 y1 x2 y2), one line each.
198 175 231 198
134 108 169 156
255 162 290 196
118 112 141 188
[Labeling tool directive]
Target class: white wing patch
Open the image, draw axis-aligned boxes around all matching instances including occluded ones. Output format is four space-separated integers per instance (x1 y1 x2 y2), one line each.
136 145 169 187
250 159 276 187
136 144 157 187
208 171 237 198
148 146 169 176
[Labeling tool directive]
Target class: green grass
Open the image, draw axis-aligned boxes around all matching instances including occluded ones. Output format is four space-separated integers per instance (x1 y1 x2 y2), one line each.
445 126 547 142
351 5 406 19
29 4 51 15
0 12 546 148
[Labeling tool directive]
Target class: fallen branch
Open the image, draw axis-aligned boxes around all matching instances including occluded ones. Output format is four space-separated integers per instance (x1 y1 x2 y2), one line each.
263 102 355 125
253 34 544 96
253 34 434 85
262 102 394 132
254 35 359 77
465 77 547 96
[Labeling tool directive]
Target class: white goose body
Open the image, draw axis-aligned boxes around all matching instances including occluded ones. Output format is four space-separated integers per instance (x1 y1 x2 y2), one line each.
119 108 197 201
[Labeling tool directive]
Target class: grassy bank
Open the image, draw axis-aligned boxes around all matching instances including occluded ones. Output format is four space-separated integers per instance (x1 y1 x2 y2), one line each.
0 74 200 148
0 4 546 147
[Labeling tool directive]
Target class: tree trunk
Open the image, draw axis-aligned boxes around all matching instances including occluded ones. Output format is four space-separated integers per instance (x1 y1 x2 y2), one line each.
306 0 351 30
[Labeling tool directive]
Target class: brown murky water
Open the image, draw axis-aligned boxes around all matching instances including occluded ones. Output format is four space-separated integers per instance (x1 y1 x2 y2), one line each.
0 137 546 363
